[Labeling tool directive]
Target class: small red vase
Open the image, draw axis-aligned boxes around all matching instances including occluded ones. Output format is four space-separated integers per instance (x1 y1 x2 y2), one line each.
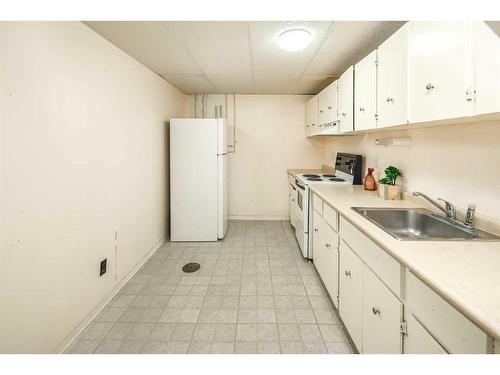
364 168 377 191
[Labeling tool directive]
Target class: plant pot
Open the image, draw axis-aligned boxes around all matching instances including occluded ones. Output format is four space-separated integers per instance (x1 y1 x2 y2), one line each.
378 184 401 200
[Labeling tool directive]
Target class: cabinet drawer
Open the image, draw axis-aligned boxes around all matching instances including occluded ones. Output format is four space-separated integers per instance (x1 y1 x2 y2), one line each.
405 314 447 354
312 193 323 215
340 217 402 296
406 271 490 353
323 203 339 232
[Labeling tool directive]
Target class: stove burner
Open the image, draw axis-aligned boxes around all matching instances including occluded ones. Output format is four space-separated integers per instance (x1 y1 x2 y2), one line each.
322 174 336 178
303 174 320 178
307 178 323 181
329 177 345 182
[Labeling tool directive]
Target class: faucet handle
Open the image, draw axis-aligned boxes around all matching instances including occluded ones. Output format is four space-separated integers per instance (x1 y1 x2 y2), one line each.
464 204 476 227
437 198 456 219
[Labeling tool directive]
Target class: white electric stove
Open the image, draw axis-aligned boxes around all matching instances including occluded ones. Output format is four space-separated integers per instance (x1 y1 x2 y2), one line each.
293 153 363 259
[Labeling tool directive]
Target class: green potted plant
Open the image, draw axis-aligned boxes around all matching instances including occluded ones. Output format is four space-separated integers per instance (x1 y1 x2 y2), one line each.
378 166 403 200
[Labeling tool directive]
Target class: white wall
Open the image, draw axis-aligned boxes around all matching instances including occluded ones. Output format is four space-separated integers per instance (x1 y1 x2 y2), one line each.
228 95 325 219
0 22 185 353
318 121 500 220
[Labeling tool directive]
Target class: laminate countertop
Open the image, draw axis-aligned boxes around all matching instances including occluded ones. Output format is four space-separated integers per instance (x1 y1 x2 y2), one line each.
310 184 500 340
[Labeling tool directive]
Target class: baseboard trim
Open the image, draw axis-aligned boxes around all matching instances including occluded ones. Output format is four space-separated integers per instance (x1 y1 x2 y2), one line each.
56 237 166 353
229 215 289 221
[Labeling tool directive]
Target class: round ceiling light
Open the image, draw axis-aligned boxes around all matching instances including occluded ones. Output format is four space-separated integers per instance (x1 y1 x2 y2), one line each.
277 28 312 52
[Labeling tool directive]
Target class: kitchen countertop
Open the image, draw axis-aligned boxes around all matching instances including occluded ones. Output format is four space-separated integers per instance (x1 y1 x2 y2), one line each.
310 184 500 340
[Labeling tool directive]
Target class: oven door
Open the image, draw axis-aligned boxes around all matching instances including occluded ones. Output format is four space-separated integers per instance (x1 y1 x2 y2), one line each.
294 179 309 258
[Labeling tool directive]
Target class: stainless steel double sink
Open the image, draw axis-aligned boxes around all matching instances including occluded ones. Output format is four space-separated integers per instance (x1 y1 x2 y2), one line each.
351 207 500 241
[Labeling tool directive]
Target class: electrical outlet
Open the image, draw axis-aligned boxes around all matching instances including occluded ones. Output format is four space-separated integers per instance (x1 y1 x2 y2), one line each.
100 259 107 277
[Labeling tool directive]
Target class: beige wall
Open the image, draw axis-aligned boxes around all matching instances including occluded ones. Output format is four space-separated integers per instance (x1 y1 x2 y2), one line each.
318 121 500 220
0 22 185 353
228 95 325 219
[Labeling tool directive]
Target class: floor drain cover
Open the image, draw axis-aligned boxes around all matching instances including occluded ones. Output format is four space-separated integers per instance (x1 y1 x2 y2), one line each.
182 263 201 273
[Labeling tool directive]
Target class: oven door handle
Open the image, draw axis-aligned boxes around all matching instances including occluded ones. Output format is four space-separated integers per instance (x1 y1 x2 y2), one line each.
295 179 305 190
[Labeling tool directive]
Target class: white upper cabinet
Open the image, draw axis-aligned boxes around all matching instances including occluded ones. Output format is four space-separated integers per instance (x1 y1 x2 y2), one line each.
354 50 377 131
408 22 472 123
319 80 338 125
377 23 409 128
338 65 354 133
473 21 500 115
305 95 319 137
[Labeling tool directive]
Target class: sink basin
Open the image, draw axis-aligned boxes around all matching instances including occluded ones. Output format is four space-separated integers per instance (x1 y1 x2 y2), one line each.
351 207 500 241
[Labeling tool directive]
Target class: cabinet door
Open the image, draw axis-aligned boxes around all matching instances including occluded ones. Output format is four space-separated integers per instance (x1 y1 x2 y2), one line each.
404 314 447 354
362 267 403 353
319 81 338 125
377 23 408 128
408 21 472 123
338 66 354 133
305 95 319 136
312 210 325 271
322 222 339 308
339 240 363 351
289 184 296 228
473 21 500 115
354 50 377 131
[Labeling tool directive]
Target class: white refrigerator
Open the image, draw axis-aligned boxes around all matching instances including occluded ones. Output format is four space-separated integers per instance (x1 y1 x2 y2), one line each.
170 118 229 241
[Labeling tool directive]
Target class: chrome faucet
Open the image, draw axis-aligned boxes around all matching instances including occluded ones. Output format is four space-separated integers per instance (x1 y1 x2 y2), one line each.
464 204 476 227
413 192 456 219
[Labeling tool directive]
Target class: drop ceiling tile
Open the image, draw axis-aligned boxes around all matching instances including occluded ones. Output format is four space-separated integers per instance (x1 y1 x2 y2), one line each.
206 74 254 94
165 21 251 75
306 21 407 76
160 74 215 94
249 21 333 78
254 74 331 95
85 21 200 75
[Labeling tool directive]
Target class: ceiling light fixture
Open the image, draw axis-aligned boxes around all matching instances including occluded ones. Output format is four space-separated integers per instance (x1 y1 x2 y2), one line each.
277 28 312 52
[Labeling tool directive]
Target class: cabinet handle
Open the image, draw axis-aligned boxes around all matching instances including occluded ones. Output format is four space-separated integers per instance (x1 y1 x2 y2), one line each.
311 123 315 126
372 307 381 315
328 106 332 110
320 110 324 113
344 270 351 277
306 125 309 127
325 243 331 248
426 83 435 90
314 228 318 232
342 112 346 117
359 107 365 112
386 97 394 103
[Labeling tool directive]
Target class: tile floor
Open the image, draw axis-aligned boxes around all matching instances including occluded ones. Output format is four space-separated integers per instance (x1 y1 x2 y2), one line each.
65 220 353 354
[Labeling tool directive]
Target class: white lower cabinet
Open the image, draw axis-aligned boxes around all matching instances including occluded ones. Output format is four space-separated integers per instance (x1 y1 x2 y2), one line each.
308 194 494 354
406 271 491 354
288 183 296 228
362 267 403 353
405 314 447 354
339 240 363 351
313 210 339 308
